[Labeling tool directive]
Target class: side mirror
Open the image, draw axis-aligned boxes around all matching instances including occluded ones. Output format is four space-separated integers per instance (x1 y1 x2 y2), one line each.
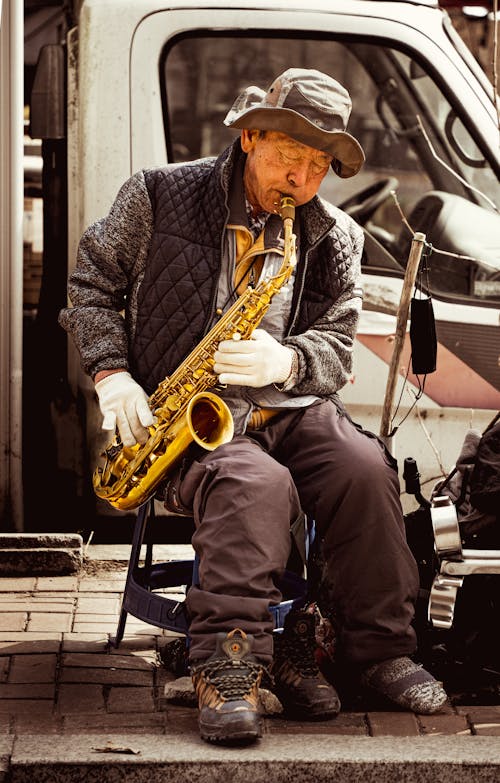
30 44 66 140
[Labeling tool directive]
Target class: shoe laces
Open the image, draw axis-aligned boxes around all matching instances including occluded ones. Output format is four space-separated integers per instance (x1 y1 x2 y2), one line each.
194 658 263 701
280 627 320 678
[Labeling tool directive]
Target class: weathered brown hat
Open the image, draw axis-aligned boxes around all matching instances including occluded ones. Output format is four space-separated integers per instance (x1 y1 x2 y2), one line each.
224 68 365 178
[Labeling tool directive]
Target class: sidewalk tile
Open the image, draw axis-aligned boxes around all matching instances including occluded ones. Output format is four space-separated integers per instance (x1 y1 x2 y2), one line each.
114 635 159 651
71 621 118 634
62 633 109 652
107 686 155 713
59 666 153 686
1 600 73 612
368 711 420 736
457 706 500 736
0 578 36 591
0 715 11 731
62 652 155 670
163 706 200 734
0 683 55 699
61 712 165 733
419 713 471 735
8 653 57 683
266 715 363 735
57 683 106 714
0 657 9 682
0 699 54 714
78 579 125 592
26 613 73 633
0 637 61 654
36 576 79 591
76 596 120 613
0 613 27 632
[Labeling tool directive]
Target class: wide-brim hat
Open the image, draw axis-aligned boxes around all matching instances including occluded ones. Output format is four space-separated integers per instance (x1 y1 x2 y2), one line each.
224 68 365 179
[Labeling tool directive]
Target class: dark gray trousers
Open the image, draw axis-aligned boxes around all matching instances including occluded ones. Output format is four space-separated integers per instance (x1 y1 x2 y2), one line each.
179 400 419 665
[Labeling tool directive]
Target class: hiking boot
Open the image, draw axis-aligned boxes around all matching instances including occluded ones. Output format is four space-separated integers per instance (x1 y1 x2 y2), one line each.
191 628 264 744
271 609 340 719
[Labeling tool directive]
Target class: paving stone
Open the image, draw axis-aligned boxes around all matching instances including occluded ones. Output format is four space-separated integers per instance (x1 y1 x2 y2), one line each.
26 613 73 633
268 712 368 735
0 613 27 632
0 684 55 699
457 705 500 721
368 711 420 736
107 686 155 713
0 699 54 715
0 658 9 682
122 625 163 637
8 654 58 683
62 633 109 652
1 601 73 612
56 684 106 714
0 578 36 591
76 597 120 613
78 579 125 592
61 712 165 733
71 621 118 634
62 652 155 670
457 706 500 736
0 715 11 731
35 577 79 591
113 648 157 661
114 635 159 651
0 638 61 654
59 666 153 686
419 713 471 735
163 706 200 734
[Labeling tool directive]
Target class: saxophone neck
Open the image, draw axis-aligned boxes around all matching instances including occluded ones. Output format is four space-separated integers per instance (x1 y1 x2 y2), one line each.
279 195 296 272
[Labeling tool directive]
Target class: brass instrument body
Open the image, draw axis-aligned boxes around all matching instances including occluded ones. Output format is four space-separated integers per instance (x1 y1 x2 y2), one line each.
93 196 296 510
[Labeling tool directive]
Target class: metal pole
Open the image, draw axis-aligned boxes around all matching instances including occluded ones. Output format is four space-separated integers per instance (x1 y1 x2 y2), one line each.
0 0 24 530
379 232 426 449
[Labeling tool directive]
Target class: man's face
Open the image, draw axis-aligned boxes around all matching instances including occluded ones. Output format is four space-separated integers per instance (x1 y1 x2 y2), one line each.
241 129 332 215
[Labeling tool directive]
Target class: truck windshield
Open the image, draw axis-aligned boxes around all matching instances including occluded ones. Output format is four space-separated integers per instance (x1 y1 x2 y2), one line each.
161 33 500 305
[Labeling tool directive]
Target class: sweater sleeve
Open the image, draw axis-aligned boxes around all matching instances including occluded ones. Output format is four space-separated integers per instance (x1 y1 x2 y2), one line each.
58 170 154 379
283 217 364 397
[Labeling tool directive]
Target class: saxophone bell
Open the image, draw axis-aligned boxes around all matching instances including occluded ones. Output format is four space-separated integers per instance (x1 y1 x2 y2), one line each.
93 191 297 511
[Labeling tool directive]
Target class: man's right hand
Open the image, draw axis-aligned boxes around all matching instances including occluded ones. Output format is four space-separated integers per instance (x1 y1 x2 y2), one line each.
94 371 154 446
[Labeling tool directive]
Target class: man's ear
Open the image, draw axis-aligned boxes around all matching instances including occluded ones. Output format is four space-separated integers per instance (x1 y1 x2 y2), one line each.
240 129 259 152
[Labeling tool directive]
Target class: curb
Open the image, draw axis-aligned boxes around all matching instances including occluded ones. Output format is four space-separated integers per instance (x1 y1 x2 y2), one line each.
0 534 83 576
7 734 500 782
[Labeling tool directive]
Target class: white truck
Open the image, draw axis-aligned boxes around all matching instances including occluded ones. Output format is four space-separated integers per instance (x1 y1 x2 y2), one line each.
6 0 500 531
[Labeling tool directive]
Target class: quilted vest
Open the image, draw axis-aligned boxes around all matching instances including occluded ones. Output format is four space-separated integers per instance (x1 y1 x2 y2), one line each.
131 142 352 394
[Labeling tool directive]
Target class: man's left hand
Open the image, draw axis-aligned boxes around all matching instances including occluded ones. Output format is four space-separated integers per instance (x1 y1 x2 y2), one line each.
214 329 294 387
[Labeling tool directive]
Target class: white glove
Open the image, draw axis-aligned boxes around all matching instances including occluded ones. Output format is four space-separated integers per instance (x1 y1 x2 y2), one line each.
95 371 154 447
213 329 294 388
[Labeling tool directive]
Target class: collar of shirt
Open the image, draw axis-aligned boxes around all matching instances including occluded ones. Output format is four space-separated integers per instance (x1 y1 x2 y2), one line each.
245 198 269 240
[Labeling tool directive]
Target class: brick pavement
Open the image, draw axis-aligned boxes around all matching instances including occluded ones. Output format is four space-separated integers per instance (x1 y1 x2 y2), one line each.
0 560 499 745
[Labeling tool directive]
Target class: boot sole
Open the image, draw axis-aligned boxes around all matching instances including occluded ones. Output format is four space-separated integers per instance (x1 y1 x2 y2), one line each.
200 715 263 744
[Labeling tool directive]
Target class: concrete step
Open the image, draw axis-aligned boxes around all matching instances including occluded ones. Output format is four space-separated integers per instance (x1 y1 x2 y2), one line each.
5 734 500 782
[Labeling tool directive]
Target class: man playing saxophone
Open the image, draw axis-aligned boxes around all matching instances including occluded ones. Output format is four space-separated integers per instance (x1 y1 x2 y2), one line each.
60 68 448 745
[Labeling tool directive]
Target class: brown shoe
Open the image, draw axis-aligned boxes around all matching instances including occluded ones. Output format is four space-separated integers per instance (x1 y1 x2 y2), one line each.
191 629 264 744
271 610 340 719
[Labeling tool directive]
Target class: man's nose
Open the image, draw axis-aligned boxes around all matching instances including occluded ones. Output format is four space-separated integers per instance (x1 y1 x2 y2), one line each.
286 160 310 188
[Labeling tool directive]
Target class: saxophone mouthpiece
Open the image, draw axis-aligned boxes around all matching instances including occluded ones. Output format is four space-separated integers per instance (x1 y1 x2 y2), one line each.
279 195 295 223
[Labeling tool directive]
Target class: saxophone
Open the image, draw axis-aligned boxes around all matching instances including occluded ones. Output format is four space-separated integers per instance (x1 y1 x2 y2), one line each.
93 195 297 511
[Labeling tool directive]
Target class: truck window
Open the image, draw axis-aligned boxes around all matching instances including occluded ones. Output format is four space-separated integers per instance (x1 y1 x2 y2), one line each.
161 33 500 305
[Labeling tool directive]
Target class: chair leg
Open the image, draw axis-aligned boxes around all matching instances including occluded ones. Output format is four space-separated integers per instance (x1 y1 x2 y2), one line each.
113 607 128 648
111 500 151 647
